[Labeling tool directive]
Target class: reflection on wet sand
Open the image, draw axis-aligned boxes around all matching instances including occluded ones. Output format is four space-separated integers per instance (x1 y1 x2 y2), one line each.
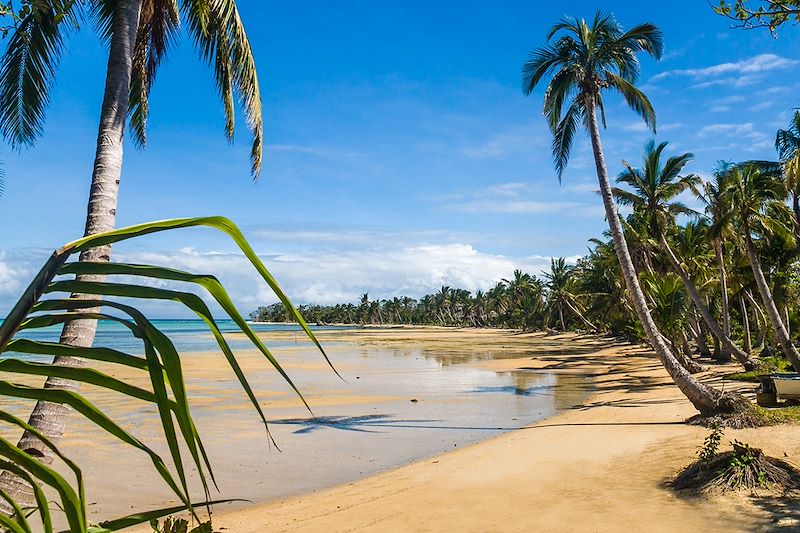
3 327 596 527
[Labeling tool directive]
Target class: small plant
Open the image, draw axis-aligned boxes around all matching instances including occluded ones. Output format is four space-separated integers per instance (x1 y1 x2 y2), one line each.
674 436 800 494
697 423 723 464
150 517 213 533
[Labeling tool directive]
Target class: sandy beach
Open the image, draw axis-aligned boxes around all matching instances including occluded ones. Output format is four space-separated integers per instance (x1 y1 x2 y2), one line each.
196 327 800 533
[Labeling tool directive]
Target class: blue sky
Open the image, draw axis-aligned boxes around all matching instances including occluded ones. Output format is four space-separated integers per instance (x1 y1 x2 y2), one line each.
2 1 800 316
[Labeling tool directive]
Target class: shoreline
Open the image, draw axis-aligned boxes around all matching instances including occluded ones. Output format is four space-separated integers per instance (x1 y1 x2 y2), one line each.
203 328 798 532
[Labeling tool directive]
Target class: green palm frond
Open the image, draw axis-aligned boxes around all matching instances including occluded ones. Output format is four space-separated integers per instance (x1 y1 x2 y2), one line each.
0 217 331 531
0 1 80 147
129 0 181 148
182 0 263 176
605 73 656 132
522 11 662 178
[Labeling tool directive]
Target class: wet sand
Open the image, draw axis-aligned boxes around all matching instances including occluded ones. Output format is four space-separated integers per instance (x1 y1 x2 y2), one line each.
7 327 799 531
2 326 592 527
202 328 800 532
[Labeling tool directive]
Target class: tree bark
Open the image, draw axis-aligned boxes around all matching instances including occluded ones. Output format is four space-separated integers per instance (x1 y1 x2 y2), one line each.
658 234 757 370
689 313 711 357
742 220 800 370
585 102 736 414
740 294 752 354
713 239 732 339
0 0 142 507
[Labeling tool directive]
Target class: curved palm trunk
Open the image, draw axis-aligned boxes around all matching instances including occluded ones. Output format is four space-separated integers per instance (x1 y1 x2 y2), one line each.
713 239 732 339
740 294 752 354
742 223 800 370
586 103 736 414
558 301 566 331
565 299 598 332
658 234 757 370
0 0 143 507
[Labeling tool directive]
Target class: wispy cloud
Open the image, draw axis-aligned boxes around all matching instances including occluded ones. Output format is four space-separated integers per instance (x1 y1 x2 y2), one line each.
651 54 799 83
462 128 541 159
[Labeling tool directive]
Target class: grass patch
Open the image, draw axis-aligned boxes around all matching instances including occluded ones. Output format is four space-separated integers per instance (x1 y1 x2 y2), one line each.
724 356 793 383
754 405 800 425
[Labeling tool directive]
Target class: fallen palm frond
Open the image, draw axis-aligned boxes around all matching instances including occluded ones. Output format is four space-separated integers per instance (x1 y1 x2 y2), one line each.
0 216 330 532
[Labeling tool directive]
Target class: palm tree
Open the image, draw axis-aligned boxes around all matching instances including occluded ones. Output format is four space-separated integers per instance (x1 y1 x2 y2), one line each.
544 257 596 331
521 12 744 414
724 163 800 371
776 110 800 233
693 164 736 350
0 0 263 502
613 141 757 369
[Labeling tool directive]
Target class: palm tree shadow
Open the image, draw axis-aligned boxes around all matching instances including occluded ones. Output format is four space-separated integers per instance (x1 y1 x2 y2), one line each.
268 414 439 434
749 495 800 531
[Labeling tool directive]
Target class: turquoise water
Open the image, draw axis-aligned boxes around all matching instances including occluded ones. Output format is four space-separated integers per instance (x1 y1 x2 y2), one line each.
4 319 357 356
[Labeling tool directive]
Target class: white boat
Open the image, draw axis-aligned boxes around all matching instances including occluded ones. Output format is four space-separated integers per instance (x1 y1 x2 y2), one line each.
772 374 800 401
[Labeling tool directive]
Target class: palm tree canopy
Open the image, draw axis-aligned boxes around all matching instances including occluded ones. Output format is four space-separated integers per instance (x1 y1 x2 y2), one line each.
0 0 263 176
521 11 663 178
776 110 800 195
723 162 795 247
612 139 700 235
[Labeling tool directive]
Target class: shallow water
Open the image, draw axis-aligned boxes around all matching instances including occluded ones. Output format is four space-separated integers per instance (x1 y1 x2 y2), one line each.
0 324 593 526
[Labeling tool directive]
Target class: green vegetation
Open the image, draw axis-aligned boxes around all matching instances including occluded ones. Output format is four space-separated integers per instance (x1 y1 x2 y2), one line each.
675 428 800 493
714 1 800 33
0 217 326 532
725 357 793 382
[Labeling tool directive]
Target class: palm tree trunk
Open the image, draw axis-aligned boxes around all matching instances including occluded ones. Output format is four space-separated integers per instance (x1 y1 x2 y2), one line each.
740 294 752 354
658 234 757 370
0 0 143 507
742 221 800 370
586 102 738 414
713 239 732 339
688 313 711 357
565 299 598 332
559 302 566 331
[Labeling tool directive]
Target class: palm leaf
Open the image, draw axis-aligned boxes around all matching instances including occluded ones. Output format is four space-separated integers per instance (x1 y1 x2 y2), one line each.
0 217 332 531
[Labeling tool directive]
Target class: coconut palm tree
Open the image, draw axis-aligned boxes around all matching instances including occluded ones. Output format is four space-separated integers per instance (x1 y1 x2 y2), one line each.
0 0 264 502
693 163 737 351
776 110 800 232
613 141 757 370
723 162 800 371
521 12 744 414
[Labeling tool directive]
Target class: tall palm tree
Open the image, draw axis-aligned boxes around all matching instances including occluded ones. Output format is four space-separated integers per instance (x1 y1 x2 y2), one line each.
613 141 757 369
724 163 800 371
0 0 263 502
776 110 800 233
693 163 736 349
521 12 744 414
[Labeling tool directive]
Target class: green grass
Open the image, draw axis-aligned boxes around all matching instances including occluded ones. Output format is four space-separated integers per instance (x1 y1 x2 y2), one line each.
754 405 800 425
724 356 793 383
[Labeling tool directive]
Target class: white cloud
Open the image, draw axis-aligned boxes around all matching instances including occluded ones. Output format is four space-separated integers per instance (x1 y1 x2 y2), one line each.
652 54 799 82
0 254 28 298
115 244 566 307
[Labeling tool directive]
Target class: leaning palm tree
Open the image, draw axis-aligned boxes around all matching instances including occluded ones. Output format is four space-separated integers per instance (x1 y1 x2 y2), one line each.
521 12 745 414
0 0 263 503
613 140 757 370
724 163 800 371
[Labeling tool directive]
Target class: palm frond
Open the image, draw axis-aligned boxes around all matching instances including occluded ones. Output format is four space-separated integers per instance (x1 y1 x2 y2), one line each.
128 0 180 148
606 72 656 133
551 101 583 180
0 217 332 531
182 0 263 176
0 2 80 147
